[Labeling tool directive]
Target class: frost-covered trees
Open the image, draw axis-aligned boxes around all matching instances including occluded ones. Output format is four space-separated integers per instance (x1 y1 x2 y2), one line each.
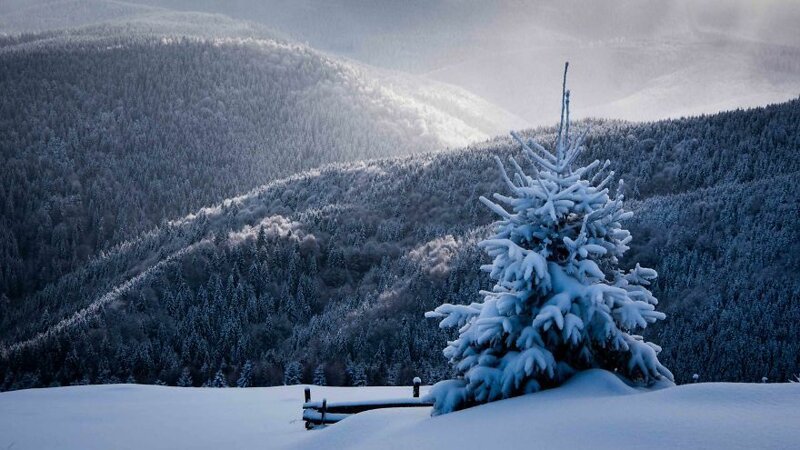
313 364 327 386
2 90 799 391
177 368 193 387
0 25 454 303
425 64 673 414
346 360 368 387
284 361 303 385
211 369 228 388
237 361 253 388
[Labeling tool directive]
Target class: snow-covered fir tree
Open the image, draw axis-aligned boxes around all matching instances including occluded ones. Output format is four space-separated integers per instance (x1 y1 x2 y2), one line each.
211 369 228 388
425 63 673 415
283 361 302 385
177 367 193 387
237 361 253 388
313 364 327 386
346 359 368 387
386 361 402 386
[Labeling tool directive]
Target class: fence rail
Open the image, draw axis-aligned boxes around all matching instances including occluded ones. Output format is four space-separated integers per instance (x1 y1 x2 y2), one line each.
302 378 432 429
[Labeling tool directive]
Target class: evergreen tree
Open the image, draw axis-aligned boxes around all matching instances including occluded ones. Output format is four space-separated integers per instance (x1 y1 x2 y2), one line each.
1 373 13 391
346 360 368 387
237 361 253 388
70 373 92 386
312 364 327 386
96 365 112 384
177 367 193 387
386 361 402 386
283 361 302 385
425 63 672 414
211 369 228 388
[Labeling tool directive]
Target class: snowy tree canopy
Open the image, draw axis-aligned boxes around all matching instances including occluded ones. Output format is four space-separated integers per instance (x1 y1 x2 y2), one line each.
425 63 673 414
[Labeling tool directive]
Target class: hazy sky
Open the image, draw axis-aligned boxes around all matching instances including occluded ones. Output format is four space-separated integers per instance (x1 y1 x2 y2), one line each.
125 0 800 50
110 0 800 124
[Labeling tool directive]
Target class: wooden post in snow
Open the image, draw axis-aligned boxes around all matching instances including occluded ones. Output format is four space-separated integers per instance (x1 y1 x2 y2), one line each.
413 377 421 398
304 387 311 403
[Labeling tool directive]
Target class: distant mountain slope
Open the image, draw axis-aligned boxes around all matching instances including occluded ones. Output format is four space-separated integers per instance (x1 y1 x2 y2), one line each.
425 39 800 125
0 0 158 33
112 0 800 125
0 13 521 301
2 99 798 390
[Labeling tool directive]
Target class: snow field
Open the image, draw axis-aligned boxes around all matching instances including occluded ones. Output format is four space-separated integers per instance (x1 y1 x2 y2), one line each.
1 370 798 449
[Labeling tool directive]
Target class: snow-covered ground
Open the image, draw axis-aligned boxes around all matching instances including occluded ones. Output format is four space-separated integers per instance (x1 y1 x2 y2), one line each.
0 382 414 449
1 370 798 450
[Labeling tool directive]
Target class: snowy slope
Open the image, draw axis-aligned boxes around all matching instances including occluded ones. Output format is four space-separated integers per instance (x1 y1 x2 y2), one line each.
296 371 800 450
0 382 421 449
1 371 798 449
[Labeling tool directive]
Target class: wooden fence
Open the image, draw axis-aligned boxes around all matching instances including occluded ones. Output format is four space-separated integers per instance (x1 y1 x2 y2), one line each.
302 377 432 429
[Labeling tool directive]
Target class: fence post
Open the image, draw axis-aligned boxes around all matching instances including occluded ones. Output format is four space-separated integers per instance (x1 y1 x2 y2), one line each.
413 376 421 398
304 387 311 403
321 398 327 425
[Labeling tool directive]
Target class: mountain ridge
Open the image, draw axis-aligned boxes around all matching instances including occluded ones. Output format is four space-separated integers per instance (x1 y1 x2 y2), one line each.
2 99 798 389
0 12 521 307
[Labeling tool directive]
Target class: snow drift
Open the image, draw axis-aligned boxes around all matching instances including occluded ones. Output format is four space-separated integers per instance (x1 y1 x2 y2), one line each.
0 370 798 449
297 370 800 450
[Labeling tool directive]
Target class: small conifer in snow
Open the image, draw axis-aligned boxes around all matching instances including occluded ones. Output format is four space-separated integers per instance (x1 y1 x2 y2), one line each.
346 360 368 387
313 364 327 386
237 361 253 388
425 63 672 415
211 369 228 388
283 361 303 385
386 361 402 386
177 367 193 387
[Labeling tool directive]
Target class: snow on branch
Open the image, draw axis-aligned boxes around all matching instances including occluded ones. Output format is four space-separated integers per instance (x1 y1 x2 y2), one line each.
425 62 671 415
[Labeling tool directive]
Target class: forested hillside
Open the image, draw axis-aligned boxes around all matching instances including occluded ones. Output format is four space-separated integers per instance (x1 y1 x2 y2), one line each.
118 0 800 126
2 99 798 390
0 16 518 303
0 0 158 33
